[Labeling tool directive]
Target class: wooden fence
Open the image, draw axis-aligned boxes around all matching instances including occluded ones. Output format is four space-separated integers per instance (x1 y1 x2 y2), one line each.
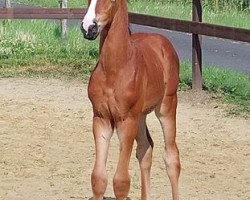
1 0 250 90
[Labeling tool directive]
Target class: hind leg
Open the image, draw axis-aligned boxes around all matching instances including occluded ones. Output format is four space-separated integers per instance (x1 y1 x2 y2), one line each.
155 93 181 200
136 116 154 200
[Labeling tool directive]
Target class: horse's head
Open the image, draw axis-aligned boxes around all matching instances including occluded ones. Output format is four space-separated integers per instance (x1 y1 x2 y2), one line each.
81 0 117 40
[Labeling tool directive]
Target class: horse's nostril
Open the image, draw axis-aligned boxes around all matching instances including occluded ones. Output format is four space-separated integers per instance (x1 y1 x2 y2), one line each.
88 23 98 35
80 22 87 34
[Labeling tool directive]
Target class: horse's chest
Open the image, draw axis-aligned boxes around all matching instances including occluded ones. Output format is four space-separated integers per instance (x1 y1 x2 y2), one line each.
88 79 140 120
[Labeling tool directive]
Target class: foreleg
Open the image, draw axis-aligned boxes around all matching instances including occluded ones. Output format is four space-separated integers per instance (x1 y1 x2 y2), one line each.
91 116 113 200
113 117 139 200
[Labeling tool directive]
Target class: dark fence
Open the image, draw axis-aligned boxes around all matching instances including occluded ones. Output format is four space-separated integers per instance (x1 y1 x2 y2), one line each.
1 2 250 90
1 8 249 42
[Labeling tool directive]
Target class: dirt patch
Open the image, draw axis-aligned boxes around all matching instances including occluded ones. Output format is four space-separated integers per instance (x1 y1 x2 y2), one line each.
0 78 249 200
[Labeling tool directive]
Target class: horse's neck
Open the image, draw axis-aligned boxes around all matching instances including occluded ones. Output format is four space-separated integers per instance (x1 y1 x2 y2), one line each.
100 1 131 73
99 26 109 53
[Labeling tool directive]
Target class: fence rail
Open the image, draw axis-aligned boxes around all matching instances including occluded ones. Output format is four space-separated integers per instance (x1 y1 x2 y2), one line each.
130 13 250 43
0 8 84 19
1 8 250 43
1 6 250 90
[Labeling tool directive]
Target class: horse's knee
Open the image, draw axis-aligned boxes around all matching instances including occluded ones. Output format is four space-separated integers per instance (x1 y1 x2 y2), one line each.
163 144 181 176
91 169 108 197
113 173 131 199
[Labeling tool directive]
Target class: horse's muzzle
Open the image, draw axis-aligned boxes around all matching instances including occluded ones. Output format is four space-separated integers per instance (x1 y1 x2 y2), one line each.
81 21 99 41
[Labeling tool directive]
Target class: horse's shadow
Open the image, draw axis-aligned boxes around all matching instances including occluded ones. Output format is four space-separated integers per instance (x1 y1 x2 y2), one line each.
88 197 132 200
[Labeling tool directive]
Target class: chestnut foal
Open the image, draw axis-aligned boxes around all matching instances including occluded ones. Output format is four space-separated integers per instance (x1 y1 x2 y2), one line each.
81 0 181 199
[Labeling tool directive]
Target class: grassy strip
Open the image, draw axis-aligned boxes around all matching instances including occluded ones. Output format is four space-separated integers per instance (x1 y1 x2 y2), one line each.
0 20 98 80
12 0 86 8
129 0 250 29
180 63 250 117
12 0 250 29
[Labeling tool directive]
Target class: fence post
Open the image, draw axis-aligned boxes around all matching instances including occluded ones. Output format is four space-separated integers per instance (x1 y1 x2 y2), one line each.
4 0 11 23
5 0 11 8
192 0 202 90
59 0 68 39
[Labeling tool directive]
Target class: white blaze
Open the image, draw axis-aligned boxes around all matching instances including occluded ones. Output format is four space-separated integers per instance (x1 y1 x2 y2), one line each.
82 0 98 32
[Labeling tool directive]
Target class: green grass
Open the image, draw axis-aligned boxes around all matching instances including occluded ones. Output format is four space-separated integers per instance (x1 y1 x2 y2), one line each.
180 63 250 117
0 20 98 80
13 0 86 8
128 0 250 29
12 0 250 29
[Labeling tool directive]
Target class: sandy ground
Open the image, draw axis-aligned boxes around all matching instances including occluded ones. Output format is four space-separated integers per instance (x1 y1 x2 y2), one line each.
0 78 249 200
